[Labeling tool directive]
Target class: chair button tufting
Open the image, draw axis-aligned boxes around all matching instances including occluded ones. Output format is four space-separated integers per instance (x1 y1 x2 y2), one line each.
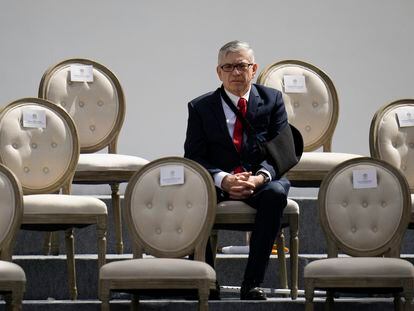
351 226 357 233
31 143 37 149
24 167 30 173
61 101 66 107
342 201 348 207
381 201 387 208
168 205 174 211
12 143 18 149
312 101 319 108
372 226 377 233
293 102 300 108
79 101 85 108
402 165 407 171
410 143 414 148
97 101 104 107
155 228 161 235
362 201 368 208
51 142 57 148
392 142 397 148
146 203 152 209
89 125 96 131
187 203 192 209
43 167 49 174
305 125 311 132
177 228 183 234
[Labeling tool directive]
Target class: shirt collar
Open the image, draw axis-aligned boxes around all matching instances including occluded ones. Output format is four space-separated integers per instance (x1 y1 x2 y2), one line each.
224 87 251 106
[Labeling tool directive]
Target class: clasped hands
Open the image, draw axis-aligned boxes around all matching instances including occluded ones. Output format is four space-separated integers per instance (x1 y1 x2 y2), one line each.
221 172 265 200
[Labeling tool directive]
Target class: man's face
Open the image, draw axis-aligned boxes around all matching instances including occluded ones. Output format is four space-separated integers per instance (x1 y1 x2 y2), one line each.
217 50 258 97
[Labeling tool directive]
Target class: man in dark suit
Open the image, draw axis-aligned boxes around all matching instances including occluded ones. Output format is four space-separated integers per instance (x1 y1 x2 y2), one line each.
184 40 290 300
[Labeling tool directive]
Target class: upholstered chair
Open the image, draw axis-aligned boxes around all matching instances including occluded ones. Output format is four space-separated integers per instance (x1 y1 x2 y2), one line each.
257 60 362 186
99 157 216 311
39 58 149 254
370 99 414 229
304 157 414 311
0 98 107 300
212 199 299 299
0 164 26 311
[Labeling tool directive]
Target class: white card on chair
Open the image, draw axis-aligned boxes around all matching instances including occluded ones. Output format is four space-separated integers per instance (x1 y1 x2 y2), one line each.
160 165 184 186
396 108 414 127
283 75 307 93
22 109 46 128
70 65 94 82
352 169 377 189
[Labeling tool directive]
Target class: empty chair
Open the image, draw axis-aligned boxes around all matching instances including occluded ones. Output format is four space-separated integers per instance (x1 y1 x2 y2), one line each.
39 58 149 254
0 98 107 299
370 99 414 228
99 157 217 311
257 60 362 186
0 164 25 311
213 198 299 299
304 157 414 310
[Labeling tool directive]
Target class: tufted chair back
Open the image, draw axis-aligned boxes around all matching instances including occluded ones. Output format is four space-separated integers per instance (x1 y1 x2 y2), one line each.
0 164 23 259
370 99 414 192
318 157 411 258
0 98 79 195
124 157 216 260
257 60 338 152
38 58 124 153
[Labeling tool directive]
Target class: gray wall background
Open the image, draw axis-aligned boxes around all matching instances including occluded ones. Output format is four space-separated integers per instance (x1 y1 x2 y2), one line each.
1 0 413 196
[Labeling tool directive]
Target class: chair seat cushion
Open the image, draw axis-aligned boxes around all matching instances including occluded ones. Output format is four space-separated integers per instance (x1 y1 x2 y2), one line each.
304 257 414 278
76 154 149 172
23 194 107 215
100 258 216 281
0 261 26 282
292 152 362 172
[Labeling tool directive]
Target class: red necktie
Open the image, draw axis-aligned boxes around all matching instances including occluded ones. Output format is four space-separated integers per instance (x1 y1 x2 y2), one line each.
233 98 247 173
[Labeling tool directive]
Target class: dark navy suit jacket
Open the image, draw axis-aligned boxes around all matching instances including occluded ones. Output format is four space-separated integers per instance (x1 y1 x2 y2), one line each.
184 84 289 188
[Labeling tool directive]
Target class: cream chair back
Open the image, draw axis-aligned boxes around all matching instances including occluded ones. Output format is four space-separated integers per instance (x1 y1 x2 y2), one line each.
38 58 125 153
318 157 411 257
370 99 414 191
0 98 79 194
125 157 216 260
0 164 23 255
257 60 338 151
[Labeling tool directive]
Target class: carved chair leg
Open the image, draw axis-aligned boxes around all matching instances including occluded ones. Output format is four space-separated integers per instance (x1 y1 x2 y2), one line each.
97 218 107 269
403 289 414 311
100 292 110 311
394 293 402 311
325 290 334 311
276 230 288 292
198 285 209 311
131 294 139 311
305 285 314 311
111 183 123 254
289 214 299 300
10 291 23 311
210 230 218 266
65 228 78 300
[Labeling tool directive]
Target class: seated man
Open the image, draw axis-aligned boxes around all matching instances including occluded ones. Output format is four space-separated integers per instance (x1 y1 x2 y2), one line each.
184 40 290 300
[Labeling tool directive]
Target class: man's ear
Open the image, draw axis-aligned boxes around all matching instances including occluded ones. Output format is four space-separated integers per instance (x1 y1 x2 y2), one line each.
252 63 258 76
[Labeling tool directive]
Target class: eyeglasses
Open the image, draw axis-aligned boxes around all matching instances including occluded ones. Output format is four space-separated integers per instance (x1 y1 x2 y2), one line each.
220 63 253 72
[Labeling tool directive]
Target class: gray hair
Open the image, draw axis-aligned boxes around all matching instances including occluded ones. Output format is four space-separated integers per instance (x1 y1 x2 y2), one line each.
218 40 255 65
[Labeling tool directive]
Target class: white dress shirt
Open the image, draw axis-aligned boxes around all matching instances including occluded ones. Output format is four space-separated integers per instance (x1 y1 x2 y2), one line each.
213 88 271 189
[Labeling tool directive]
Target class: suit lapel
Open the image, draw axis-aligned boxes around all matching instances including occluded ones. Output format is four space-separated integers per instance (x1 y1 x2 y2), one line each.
246 84 263 121
209 88 237 150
